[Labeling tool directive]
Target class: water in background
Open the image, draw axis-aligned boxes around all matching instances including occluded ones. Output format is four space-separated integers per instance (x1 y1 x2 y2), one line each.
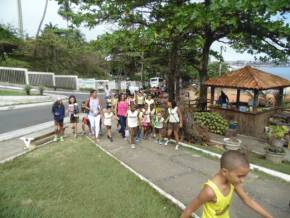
258 67 290 80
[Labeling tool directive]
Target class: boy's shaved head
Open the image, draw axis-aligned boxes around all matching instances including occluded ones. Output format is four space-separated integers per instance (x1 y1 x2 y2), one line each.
221 150 249 170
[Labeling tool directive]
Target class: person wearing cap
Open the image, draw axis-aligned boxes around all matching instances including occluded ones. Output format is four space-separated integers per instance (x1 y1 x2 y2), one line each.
52 97 65 142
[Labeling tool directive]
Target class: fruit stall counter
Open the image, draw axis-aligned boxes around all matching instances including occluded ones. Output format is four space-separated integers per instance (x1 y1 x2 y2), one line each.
210 106 283 138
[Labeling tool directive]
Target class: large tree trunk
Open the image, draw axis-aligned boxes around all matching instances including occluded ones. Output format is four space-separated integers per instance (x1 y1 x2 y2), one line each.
168 39 178 102
196 0 212 111
176 64 181 102
198 39 211 111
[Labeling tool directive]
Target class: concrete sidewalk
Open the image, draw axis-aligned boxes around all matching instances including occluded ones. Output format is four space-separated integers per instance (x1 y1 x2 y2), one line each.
96 133 290 218
0 127 55 163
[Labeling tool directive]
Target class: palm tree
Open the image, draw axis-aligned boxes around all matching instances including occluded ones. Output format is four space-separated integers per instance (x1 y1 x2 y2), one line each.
44 22 58 31
36 0 49 37
17 0 24 38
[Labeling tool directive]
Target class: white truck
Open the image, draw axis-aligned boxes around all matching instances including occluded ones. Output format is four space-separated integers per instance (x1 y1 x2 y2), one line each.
150 77 164 88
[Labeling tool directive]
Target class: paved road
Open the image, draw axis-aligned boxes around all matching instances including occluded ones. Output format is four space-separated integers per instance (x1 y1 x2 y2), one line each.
0 91 99 134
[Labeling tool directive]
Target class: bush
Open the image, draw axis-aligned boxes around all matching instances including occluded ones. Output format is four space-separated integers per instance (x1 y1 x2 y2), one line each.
24 85 32 95
267 125 288 139
39 86 45 95
183 111 210 144
193 112 228 135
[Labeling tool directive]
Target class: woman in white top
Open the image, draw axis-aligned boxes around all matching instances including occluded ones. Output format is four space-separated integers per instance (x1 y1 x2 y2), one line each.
127 103 139 148
85 89 102 143
164 100 183 150
145 94 155 111
103 107 114 142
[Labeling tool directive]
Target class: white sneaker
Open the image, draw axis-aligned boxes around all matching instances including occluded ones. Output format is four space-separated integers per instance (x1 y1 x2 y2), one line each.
164 140 169 146
159 140 162 145
175 144 179 150
53 136 58 142
131 144 136 149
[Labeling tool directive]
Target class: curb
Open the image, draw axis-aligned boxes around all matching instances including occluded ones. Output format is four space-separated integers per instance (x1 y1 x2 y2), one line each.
0 93 67 111
0 121 54 142
0 101 55 111
45 90 92 95
86 136 200 218
179 141 290 183
0 139 53 164
0 118 70 142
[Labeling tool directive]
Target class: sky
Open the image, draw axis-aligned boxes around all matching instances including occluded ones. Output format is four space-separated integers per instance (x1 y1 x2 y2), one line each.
0 0 289 62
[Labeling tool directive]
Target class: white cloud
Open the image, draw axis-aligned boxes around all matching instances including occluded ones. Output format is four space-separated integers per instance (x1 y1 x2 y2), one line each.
211 41 260 62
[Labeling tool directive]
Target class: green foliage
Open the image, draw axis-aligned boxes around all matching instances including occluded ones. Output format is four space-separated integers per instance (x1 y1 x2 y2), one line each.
0 57 31 68
55 0 290 103
0 90 25 96
193 112 228 135
0 24 108 78
185 62 230 79
38 85 45 95
24 85 32 95
0 24 20 42
0 24 22 63
268 125 289 139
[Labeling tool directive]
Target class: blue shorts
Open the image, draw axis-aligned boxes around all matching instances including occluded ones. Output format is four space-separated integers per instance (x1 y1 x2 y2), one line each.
54 118 64 125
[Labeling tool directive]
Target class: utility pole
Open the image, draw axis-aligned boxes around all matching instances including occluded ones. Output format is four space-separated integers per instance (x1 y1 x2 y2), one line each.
219 46 225 76
17 0 24 38
141 50 144 88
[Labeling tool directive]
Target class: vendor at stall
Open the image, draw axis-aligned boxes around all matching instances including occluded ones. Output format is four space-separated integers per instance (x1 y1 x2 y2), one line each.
218 91 229 107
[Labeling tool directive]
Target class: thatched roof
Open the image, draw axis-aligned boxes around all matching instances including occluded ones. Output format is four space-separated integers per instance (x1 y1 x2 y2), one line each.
205 66 290 90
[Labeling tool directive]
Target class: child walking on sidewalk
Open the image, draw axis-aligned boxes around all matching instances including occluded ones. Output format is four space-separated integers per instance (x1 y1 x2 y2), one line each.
81 101 91 135
68 95 79 137
164 100 182 150
52 98 65 142
181 150 273 218
153 112 165 145
141 103 151 140
103 107 114 142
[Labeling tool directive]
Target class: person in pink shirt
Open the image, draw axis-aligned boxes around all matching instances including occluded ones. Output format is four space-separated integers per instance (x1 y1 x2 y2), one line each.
115 94 128 138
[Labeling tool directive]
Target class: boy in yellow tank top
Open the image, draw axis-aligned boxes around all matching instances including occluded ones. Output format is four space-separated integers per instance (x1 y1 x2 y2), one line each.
181 150 273 218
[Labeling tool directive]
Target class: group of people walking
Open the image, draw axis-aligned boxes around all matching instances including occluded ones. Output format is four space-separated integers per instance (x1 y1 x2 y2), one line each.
51 88 183 150
51 87 277 218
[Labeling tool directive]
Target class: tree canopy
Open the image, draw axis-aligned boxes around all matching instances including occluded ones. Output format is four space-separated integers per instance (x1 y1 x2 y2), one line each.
0 24 108 78
56 0 289 104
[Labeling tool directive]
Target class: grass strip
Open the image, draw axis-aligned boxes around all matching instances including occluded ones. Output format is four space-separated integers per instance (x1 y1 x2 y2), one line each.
0 137 181 218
